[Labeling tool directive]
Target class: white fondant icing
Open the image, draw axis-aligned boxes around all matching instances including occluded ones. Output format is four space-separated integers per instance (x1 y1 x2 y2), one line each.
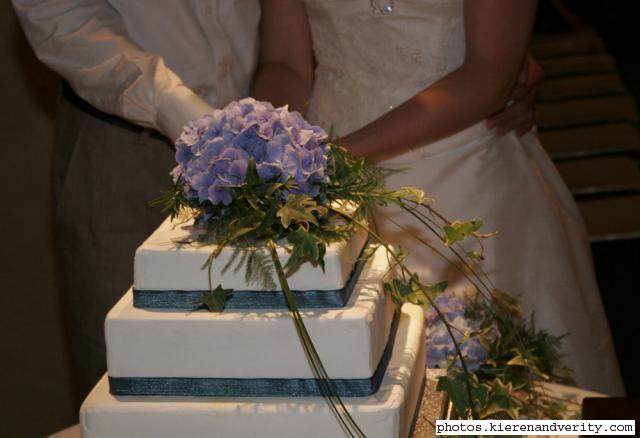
134 216 368 291
84 304 426 438
107 246 394 379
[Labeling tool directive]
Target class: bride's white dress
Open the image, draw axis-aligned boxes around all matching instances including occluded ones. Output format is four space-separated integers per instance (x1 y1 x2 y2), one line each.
302 0 624 394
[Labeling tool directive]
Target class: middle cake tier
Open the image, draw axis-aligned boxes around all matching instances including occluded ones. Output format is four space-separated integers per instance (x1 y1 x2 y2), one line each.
106 246 395 393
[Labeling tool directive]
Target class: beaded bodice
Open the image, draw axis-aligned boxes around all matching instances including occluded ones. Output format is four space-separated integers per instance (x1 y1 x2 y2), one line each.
302 0 466 136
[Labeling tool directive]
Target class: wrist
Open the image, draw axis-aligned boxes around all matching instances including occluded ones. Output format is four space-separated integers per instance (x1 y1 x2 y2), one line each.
156 85 215 142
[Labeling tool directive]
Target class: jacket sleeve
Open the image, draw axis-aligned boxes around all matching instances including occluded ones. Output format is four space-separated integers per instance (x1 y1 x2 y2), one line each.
12 0 213 140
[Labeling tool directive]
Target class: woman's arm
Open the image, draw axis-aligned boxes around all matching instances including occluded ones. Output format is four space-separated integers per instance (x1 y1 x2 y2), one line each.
341 0 538 160
252 0 314 113
254 0 538 159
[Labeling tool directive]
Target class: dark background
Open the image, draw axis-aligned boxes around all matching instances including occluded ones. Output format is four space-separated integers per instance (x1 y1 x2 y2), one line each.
0 1 638 436
535 0 640 399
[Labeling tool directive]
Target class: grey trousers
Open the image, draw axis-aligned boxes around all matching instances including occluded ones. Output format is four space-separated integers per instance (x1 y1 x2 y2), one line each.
52 89 175 401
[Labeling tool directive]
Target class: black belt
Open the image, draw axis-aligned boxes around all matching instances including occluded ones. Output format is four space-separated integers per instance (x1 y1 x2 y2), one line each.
61 82 168 141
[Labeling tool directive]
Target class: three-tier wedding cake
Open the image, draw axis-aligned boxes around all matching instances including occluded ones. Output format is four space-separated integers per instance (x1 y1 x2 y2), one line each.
79 217 426 437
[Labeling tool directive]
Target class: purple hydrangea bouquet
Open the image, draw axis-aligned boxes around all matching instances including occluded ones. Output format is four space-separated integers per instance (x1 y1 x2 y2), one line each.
153 98 572 431
172 99 329 208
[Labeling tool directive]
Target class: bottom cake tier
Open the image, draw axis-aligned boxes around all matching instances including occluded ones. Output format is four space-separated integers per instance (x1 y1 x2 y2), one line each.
80 304 426 438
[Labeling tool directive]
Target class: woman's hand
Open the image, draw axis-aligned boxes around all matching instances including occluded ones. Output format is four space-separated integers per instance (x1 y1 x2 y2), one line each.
486 54 544 136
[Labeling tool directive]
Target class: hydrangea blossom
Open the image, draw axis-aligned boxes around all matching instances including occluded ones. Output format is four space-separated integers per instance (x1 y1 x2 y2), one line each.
425 293 489 372
171 98 330 206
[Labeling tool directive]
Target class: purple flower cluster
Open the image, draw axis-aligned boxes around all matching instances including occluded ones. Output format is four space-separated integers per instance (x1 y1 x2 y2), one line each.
171 98 330 206
425 294 488 373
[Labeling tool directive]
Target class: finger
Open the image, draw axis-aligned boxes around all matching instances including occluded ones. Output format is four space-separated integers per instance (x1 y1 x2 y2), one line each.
488 87 536 129
527 56 545 88
487 99 527 129
515 108 537 136
508 57 532 101
496 111 535 136
511 55 544 106
494 97 536 135
508 84 528 101
515 120 535 137
517 63 528 85
487 104 512 129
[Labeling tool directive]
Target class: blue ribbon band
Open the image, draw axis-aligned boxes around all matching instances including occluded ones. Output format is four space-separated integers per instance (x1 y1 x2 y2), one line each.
109 312 400 397
132 242 370 310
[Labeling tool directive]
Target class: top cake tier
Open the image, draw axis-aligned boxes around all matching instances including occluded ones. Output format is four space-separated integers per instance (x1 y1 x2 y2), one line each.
134 217 368 292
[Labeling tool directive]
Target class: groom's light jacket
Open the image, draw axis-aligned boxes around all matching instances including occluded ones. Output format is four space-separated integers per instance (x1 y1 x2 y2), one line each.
13 0 260 139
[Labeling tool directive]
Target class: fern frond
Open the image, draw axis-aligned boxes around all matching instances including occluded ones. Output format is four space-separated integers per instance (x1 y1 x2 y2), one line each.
149 181 189 220
244 249 276 290
234 249 249 275
222 247 242 275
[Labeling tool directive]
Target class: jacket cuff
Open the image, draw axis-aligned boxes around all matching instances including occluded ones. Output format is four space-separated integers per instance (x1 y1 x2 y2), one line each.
156 85 214 142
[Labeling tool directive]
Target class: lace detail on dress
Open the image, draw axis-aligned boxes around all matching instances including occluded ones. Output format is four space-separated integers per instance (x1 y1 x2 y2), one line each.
302 0 465 137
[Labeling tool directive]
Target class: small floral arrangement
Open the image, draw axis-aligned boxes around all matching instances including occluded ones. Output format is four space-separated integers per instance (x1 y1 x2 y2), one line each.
426 293 492 373
153 98 572 435
426 291 573 419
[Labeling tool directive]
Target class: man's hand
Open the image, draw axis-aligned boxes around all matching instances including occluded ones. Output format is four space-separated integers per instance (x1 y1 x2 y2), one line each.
486 53 544 136
156 86 215 142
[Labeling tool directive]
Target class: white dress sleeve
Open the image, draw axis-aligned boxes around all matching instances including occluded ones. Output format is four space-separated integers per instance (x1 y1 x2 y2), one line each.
12 0 213 140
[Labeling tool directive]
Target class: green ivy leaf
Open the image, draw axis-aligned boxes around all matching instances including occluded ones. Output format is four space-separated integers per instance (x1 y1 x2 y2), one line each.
506 354 528 367
470 382 491 409
383 278 414 309
479 379 522 419
394 186 431 204
443 220 483 246
392 278 413 297
466 250 484 261
384 277 449 309
191 284 233 312
408 278 438 306
419 280 448 298
436 373 498 419
436 374 469 417
277 194 327 229
383 281 401 309
491 288 522 316
285 228 323 270
475 230 499 239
